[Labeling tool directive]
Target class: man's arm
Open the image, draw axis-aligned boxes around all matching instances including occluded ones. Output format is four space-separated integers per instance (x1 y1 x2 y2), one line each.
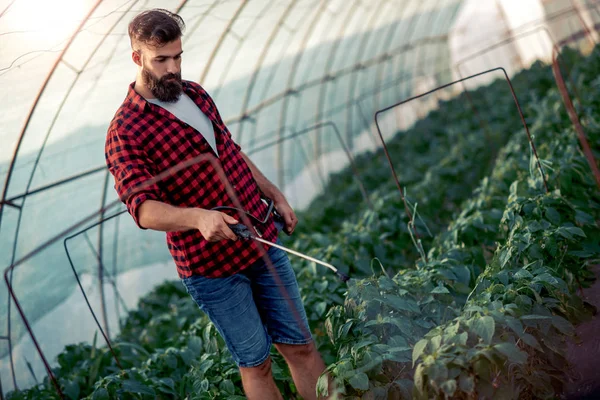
241 151 298 235
106 127 238 241
137 200 239 241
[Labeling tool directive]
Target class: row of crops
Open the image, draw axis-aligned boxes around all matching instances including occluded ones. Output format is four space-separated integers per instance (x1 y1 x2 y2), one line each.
7 46 600 399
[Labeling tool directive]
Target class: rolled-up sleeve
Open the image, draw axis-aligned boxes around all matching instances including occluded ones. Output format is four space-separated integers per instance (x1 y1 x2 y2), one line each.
105 127 162 229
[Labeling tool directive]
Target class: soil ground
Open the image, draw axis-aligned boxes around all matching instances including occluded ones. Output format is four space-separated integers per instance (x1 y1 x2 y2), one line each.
562 264 600 400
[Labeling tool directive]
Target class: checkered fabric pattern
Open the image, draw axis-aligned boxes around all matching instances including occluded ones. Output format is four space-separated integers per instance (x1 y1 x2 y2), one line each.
105 80 277 278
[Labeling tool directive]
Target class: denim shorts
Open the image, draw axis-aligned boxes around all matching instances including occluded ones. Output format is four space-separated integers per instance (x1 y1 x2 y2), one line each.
181 239 312 368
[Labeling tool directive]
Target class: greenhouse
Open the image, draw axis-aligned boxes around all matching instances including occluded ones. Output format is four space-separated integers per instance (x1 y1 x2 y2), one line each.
1 0 599 398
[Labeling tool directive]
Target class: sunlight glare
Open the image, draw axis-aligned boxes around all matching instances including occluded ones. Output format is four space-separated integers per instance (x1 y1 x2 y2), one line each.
6 0 86 44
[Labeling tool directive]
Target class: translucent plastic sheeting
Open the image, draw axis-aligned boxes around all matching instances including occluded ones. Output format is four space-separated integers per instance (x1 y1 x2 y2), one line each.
8 0 565 394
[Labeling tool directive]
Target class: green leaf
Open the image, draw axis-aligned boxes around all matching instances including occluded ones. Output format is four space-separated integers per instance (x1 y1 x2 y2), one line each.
219 379 235 394
457 331 468 346
122 380 156 396
394 379 413 399
379 295 419 313
528 221 544 233
493 343 527 364
314 281 328 293
378 276 396 290
521 314 551 321
88 350 105 387
315 301 327 317
187 335 203 354
545 207 561 225
569 250 595 258
514 268 533 280
412 339 428 367
348 371 369 391
63 380 80 400
316 374 329 397
428 362 449 383
575 210 595 225
496 270 509 286
551 315 574 335
350 339 374 358
430 336 442 351
200 378 209 392
337 321 353 340
159 377 175 389
459 373 475 394
505 316 524 336
388 335 408 348
414 364 425 393
165 353 178 369
92 388 109 400
441 379 457 396
199 359 214 373
472 316 495 345
533 273 559 286
431 285 450 294
180 348 195 366
565 226 586 238
520 333 543 351
499 247 513 268
557 227 574 240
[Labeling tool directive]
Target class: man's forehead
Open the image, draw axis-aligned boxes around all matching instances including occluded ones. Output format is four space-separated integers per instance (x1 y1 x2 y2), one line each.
138 38 182 56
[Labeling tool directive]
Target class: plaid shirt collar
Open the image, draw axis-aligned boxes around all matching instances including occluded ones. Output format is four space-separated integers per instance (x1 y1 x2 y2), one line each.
124 80 213 120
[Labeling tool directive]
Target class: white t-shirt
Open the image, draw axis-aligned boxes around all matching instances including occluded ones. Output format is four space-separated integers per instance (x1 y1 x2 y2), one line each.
148 93 218 156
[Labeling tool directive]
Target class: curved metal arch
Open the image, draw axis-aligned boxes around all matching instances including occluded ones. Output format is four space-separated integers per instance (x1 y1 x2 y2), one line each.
210 0 275 101
342 0 395 148
312 0 363 163
313 0 363 112
10 0 141 346
408 0 456 117
236 0 299 144
223 33 450 128
181 0 222 47
4 153 312 398
245 0 323 147
0 2 105 392
570 0 596 45
386 0 430 123
197 0 249 85
369 0 419 114
1 0 190 392
96 0 191 342
283 2 357 187
273 0 329 188
368 0 420 132
349 0 400 106
0 0 103 231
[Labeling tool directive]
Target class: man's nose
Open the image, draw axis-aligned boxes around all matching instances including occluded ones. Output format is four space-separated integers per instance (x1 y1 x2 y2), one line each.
166 59 178 74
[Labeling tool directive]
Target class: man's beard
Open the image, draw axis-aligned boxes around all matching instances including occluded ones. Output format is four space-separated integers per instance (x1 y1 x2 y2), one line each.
142 68 183 102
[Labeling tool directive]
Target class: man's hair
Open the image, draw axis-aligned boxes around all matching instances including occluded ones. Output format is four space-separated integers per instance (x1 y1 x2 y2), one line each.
128 9 185 49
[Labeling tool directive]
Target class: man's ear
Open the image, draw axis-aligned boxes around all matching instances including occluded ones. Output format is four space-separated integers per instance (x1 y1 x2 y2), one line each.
132 50 142 67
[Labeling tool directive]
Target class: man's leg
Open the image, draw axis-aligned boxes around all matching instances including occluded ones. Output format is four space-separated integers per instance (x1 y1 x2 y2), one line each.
274 342 326 400
239 357 283 400
247 242 328 399
181 271 282 398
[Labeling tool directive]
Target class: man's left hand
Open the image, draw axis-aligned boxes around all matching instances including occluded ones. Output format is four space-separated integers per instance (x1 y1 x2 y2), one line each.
274 198 297 235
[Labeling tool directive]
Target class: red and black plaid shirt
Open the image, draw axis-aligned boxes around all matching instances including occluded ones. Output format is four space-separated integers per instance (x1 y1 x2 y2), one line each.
105 81 277 278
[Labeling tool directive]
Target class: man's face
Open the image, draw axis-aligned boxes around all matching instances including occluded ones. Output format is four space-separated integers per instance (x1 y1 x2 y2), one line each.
137 38 183 102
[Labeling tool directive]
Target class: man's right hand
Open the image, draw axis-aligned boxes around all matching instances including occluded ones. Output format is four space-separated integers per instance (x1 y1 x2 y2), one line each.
196 209 239 242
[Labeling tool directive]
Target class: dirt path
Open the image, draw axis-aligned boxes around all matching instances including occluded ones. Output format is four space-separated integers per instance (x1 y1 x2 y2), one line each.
562 264 600 400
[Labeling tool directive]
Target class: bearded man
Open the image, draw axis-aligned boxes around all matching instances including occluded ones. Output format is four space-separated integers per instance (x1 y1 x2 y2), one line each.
105 9 327 400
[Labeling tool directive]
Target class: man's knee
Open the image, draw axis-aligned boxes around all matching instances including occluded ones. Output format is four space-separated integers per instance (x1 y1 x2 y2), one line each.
240 356 273 378
275 342 316 363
